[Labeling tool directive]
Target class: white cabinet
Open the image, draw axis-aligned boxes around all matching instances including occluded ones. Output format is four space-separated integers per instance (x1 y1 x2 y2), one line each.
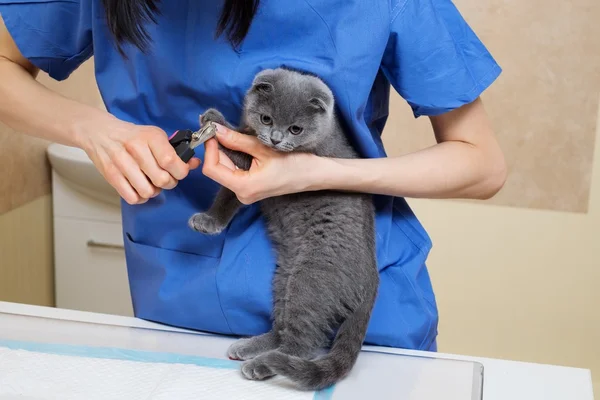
48 144 133 317
53 215 133 317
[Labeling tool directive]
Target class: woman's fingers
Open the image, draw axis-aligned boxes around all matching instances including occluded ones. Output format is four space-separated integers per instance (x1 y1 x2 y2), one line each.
202 138 247 189
202 138 264 204
214 123 264 156
111 146 159 201
97 151 144 205
147 132 191 180
126 140 178 190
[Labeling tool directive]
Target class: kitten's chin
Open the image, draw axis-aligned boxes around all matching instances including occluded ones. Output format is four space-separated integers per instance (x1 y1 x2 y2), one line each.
269 144 295 153
257 137 295 153
274 144 295 153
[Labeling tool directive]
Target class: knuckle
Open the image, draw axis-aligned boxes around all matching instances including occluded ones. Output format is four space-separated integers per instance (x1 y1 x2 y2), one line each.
201 164 214 178
123 140 139 154
182 168 190 179
155 173 172 188
139 186 156 199
123 192 139 205
160 152 176 167
237 189 254 205
154 175 169 188
141 126 164 138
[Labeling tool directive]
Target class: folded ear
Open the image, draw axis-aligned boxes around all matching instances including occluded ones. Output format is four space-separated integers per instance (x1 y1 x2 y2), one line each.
309 96 328 112
253 81 274 94
251 69 277 94
309 88 334 112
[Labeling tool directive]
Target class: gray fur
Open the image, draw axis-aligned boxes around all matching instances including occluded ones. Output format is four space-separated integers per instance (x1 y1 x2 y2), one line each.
189 68 379 391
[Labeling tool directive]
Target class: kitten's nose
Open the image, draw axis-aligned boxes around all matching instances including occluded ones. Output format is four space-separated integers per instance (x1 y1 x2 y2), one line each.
270 131 283 145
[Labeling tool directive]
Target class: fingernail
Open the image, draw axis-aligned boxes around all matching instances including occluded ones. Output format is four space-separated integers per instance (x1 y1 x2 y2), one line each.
214 123 227 137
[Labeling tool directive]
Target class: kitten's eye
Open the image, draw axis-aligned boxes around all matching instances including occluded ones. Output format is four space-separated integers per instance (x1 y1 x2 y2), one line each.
289 125 303 135
260 115 273 125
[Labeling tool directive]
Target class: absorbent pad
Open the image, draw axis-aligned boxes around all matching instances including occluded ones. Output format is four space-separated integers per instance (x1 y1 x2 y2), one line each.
0 340 333 400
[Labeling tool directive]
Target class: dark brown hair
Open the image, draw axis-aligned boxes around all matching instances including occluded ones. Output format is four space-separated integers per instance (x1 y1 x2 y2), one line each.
101 0 260 54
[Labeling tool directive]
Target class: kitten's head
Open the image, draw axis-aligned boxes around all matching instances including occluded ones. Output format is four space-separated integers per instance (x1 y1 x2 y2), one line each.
243 68 335 153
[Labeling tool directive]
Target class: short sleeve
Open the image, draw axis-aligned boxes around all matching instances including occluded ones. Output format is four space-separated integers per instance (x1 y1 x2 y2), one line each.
0 0 93 81
381 0 501 118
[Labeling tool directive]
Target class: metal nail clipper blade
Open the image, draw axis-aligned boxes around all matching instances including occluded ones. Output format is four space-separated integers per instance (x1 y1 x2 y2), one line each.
168 122 218 162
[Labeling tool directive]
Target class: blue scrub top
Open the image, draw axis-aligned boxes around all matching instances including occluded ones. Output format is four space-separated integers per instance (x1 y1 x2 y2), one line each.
1 0 501 351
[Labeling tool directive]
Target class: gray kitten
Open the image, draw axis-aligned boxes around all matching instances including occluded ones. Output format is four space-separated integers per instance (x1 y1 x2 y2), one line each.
189 68 379 391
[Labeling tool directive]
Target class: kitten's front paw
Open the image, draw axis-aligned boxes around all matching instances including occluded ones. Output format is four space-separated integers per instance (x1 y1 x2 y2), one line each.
241 356 275 381
200 109 226 126
188 213 225 235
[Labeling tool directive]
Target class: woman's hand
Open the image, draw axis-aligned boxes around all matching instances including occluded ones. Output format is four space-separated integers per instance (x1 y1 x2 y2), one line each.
81 117 201 205
201 125 318 204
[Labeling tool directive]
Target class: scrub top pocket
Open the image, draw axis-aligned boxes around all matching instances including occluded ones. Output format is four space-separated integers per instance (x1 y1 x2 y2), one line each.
123 233 232 335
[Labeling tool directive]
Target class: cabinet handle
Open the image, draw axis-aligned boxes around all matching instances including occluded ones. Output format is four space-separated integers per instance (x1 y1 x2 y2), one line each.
86 240 124 251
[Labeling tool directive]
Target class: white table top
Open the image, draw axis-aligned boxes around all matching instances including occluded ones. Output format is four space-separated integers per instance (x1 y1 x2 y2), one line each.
0 301 594 400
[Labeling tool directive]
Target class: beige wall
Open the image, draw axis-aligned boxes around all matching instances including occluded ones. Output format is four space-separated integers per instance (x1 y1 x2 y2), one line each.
395 98 600 392
0 196 54 306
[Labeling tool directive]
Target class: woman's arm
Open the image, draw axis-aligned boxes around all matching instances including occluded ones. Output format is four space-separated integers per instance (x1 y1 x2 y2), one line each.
314 97 507 200
0 16 198 204
0 16 100 148
202 97 506 204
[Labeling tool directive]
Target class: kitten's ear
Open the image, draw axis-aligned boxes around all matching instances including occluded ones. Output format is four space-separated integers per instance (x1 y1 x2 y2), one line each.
309 94 331 112
309 97 327 111
251 69 277 95
309 79 334 112
252 81 274 95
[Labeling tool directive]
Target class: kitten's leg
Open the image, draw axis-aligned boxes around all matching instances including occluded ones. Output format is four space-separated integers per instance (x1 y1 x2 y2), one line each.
189 109 251 234
220 147 252 171
188 188 242 234
200 108 253 171
240 268 329 381
273 267 329 358
227 331 279 361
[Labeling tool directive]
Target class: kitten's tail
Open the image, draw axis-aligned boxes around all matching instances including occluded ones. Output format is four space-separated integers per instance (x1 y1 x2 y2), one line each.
261 288 378 391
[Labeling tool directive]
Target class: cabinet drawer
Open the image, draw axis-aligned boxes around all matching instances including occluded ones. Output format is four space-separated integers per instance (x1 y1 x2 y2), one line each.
54 217 133 317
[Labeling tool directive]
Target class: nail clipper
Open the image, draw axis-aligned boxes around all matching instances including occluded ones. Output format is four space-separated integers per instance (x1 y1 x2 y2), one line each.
168 121 218 163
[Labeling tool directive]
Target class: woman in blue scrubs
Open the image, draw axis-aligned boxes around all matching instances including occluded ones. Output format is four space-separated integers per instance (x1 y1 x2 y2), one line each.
0 0 506 352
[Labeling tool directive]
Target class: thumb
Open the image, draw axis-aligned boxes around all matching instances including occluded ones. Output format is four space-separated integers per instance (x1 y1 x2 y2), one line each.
214 123 263 156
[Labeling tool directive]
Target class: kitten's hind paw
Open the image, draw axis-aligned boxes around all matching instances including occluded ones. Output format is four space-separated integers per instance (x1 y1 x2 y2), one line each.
188 213 225 235
241 356 275 381
200 109 226 126
227 338 273 361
